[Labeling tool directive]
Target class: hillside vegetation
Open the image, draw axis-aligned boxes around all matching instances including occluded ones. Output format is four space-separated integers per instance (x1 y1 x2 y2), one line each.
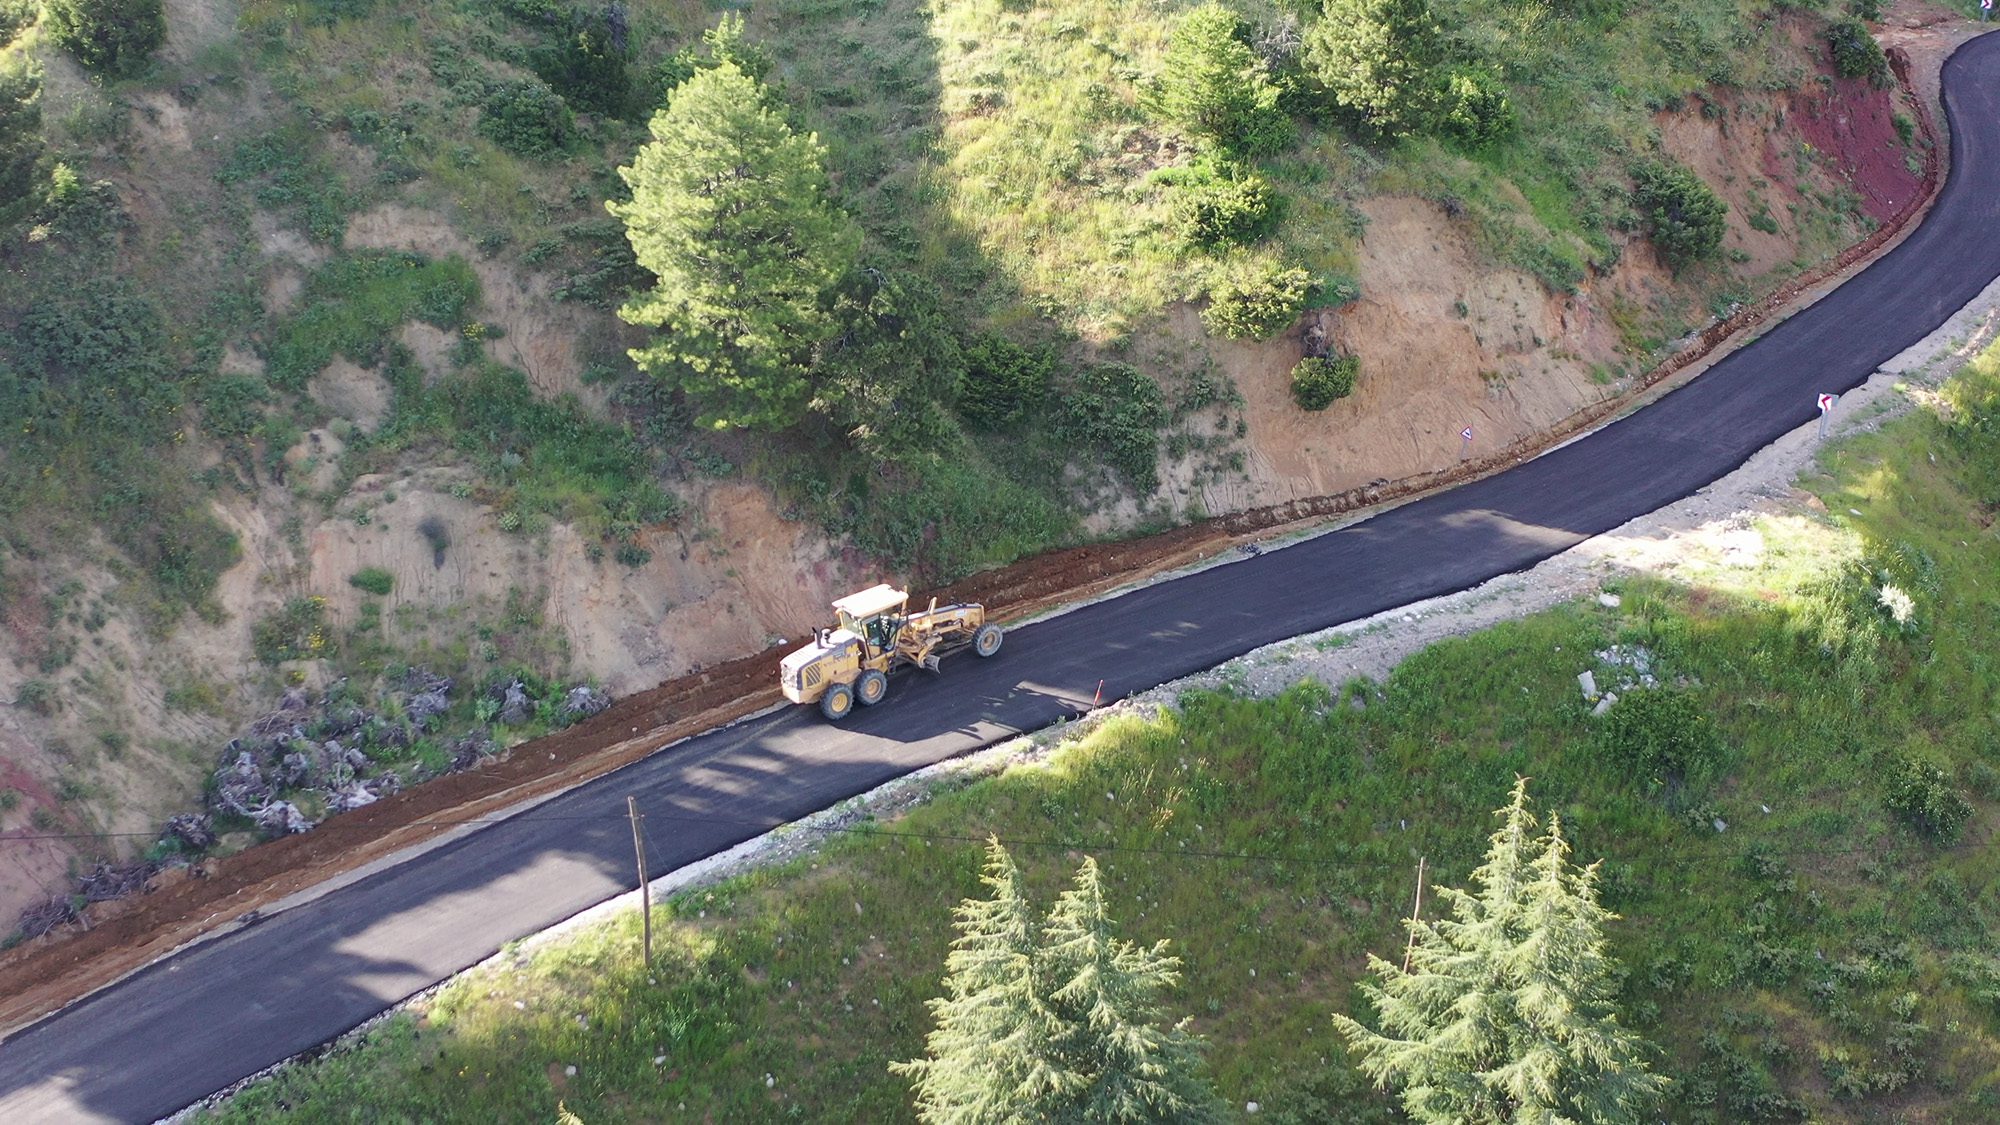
0 0 1932 924
200 337 2000 1120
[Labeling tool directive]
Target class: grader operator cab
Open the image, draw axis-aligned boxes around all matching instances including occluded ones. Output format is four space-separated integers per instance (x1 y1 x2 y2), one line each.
779 584 1003 721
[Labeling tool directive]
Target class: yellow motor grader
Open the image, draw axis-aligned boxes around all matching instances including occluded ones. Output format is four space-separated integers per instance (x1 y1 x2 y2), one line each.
779 584 1003 721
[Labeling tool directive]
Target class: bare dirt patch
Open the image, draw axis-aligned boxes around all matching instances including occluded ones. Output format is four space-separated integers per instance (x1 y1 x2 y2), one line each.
307 358 393 432
345 204 608 407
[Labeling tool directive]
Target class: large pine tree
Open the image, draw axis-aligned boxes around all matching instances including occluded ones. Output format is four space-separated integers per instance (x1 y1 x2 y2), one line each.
891 839 1068 1122
1333 779 1667 1123
1304 0 1443 142
609 57 860 431
896 843 1222 1123
1040 857 1223 1123
1146 3 1292 159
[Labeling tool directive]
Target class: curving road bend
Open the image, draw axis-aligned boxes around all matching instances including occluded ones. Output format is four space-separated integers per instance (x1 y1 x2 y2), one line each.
4 34 2000 1125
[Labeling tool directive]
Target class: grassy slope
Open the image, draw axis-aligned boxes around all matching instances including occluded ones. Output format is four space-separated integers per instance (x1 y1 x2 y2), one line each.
200 340 2000 1121
783 0 1820 337
0 0 1880 605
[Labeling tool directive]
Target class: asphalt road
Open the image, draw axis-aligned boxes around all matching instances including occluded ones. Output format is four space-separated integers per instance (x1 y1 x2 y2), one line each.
4 34 1999 1125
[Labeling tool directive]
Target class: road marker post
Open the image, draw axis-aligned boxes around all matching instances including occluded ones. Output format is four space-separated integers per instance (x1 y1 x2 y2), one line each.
1817 392 1837 440
1402 856 1428 972
1458 425 1474 462
627 796 652 965
1093 679 1104 708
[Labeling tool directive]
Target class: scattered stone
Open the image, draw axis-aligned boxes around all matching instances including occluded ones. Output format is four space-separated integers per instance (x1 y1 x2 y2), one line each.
326 782 378 813
497 679 533 725
279 751 313 788
565 1065 577 1078
163 814 215 852
560 685 611 720
1712 817 1728 833
764 1074 775 1088
407 689 451 728
1598 592 1622 608
1590 694 1616 718
1247 1103 1261 1114
1577 670 1598 700
252 801 313 836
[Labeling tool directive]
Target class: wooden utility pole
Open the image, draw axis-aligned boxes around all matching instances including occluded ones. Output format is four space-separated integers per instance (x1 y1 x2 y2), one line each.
628 796 651 965
1402 856 1427 973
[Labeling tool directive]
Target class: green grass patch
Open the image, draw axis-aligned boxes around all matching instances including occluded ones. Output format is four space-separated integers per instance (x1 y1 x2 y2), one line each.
266 251 479 390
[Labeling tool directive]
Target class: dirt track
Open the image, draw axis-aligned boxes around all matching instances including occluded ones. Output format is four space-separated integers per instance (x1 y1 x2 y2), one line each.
0 42 1955 1041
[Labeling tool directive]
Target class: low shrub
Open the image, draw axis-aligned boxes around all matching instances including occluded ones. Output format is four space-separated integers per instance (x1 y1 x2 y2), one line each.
1827 20 1889 88
44 0 165 74
1884 757 1972 842
530 11 634 118
0 54 41 228
1201 265 1312 340
1438 66 1515 148
479 79 575 158
0 0 36 42
1632 159 1727 272
1059 362 1168 491
957 334 1054 431
1291 355 1358 410
1599 688 1724 788
1163 162 1280 249
348 568 394 596
252 597 332 665
14 679 55 715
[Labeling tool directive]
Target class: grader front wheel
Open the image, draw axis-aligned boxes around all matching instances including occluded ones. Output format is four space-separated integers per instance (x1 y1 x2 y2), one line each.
973 623 1003 657
820 681 855 721
857 668 889 707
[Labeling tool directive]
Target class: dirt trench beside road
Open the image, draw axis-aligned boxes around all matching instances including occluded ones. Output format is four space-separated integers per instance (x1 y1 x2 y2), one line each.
0 22 1976 1041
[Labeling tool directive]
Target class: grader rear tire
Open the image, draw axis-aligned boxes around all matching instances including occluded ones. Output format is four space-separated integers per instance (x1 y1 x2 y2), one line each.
857 668 889 707
820 681 855 721
972 623 1003 657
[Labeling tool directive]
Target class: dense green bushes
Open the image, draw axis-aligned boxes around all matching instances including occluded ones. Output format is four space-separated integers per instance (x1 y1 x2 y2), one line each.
1632 159 1727 271
1291 355 1358 410
0 0 37 43
529 10 633 118
1828 20 1889 87
1437 65 1515 148
1202 265 1313 340
479 78 576 158
958 334 1054 432
348 568 395 596
1058 363 1168 491
45 0 165 74
265 252 479 388
1161 161 1280 249
0 53 40 229
1599 687 1724 788
8 278 183 443
1885 758 1973 842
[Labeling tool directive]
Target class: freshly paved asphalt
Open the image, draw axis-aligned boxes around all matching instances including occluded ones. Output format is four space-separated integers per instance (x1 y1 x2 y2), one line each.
4 34 1999 1125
